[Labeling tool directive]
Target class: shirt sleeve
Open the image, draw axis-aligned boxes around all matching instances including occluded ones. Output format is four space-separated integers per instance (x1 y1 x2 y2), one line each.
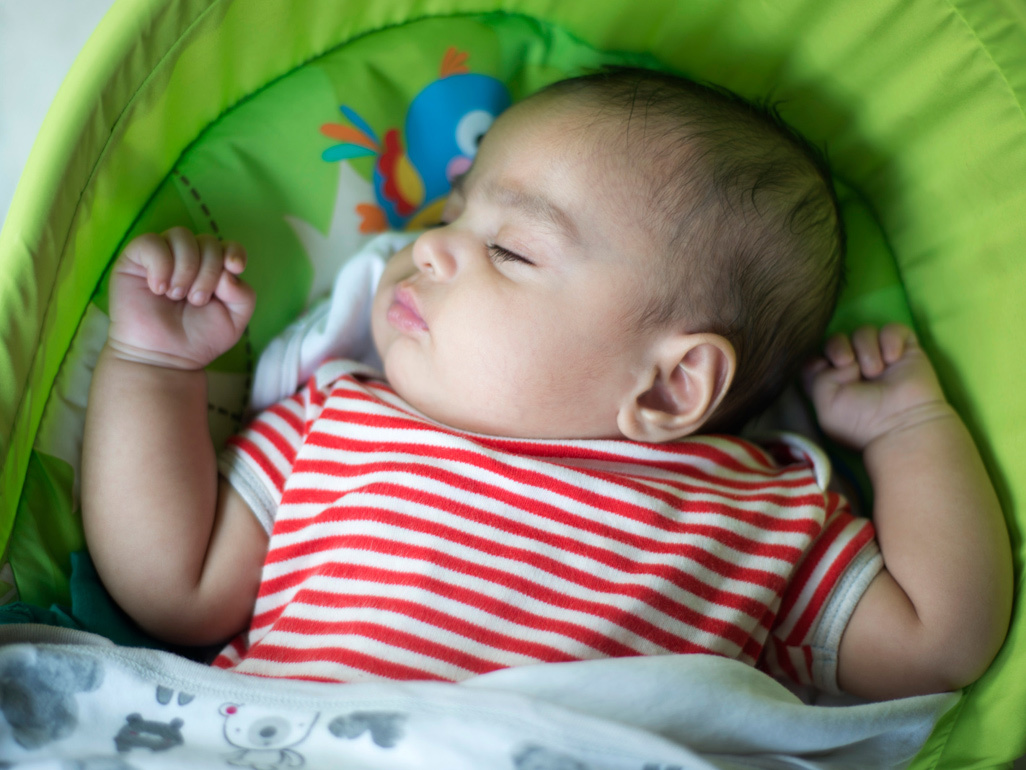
218 372 327 534
220 358 383 534
756 433 883 694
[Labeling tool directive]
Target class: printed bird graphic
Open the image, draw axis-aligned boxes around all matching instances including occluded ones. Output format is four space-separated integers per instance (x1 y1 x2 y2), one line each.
320 47 511 231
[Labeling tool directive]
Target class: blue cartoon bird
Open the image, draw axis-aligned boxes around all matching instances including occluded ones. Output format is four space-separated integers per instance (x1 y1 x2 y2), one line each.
320 48 511 232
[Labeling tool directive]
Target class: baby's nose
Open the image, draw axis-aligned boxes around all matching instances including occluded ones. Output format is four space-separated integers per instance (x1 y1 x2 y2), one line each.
411 228 458 281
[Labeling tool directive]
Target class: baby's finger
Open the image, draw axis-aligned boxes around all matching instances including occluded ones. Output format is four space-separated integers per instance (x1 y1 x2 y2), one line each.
802 354 861 413
222 241 247 275
823 333 855 368
879 322 915 365
213 269 256 334
188 234 227 305
121 233 174 295
851 325 885 378
163 227 202 301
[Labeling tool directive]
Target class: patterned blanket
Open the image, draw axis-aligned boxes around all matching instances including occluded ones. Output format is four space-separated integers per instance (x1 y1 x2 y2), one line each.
0 625 955 769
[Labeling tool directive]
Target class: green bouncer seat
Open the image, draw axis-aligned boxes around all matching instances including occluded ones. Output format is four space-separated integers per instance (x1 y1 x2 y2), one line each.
1 1 1024 765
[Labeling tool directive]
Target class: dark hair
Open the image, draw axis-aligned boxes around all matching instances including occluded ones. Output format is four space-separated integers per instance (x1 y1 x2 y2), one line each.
538 67 846 433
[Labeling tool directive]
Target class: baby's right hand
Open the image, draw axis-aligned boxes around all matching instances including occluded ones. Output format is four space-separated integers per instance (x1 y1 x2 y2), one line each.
107 228 255 369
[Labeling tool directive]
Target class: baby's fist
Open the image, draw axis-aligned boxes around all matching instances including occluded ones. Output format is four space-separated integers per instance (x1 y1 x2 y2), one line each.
107 228 255 369
803 323 950 451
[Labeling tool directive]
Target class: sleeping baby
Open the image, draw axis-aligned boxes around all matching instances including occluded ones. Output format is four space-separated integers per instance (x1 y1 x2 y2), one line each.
81 66 1012 700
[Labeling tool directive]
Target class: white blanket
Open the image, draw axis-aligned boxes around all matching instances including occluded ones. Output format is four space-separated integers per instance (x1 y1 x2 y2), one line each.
0 625 956 769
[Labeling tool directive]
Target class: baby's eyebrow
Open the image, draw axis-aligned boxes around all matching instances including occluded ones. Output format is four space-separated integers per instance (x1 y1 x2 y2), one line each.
483 180 582 245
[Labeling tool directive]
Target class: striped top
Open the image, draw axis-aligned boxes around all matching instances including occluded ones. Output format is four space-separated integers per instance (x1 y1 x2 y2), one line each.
216 360 880 692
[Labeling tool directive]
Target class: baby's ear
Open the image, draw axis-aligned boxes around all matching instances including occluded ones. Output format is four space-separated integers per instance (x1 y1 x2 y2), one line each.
617 333 735 442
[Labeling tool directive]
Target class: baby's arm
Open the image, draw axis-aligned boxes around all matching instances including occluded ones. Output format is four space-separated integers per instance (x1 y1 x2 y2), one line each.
81 228 268 646
805 324 1013 699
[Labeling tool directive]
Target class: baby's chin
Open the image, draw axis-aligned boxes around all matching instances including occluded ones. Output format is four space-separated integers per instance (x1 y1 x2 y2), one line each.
392 383 619 440
392 385 512 437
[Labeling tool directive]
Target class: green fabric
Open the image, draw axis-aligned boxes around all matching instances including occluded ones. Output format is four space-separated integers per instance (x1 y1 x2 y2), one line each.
1 0 1025 765
8 451 83 608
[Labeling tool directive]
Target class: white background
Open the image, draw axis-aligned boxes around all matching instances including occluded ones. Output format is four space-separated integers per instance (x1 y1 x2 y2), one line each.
0 0 115 223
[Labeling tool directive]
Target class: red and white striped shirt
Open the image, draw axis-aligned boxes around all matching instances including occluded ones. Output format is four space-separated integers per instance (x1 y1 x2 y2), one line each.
216 360 880 692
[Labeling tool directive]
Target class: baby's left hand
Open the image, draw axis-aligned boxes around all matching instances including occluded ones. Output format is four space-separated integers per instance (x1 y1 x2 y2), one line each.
803 323 951 451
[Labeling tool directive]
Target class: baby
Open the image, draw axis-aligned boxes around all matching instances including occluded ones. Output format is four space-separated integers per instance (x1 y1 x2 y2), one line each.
82 68 1011 700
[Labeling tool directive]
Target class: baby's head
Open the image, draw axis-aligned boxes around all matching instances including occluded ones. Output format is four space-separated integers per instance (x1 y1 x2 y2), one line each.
371 67 844 441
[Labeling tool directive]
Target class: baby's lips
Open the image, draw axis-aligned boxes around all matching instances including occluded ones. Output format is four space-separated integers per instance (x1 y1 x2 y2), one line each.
388 285 429 333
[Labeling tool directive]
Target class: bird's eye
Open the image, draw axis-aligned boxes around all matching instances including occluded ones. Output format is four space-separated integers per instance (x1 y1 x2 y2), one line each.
456 110 496 157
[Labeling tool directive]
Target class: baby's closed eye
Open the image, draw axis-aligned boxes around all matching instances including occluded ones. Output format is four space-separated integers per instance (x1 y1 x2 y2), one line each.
487 243 534 265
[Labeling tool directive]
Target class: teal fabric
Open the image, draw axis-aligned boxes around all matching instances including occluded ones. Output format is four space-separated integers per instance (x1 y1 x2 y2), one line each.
0 551 217 661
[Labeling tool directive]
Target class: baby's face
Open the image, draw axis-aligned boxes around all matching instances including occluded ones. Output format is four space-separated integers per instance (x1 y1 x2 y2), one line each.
371 96 667 439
